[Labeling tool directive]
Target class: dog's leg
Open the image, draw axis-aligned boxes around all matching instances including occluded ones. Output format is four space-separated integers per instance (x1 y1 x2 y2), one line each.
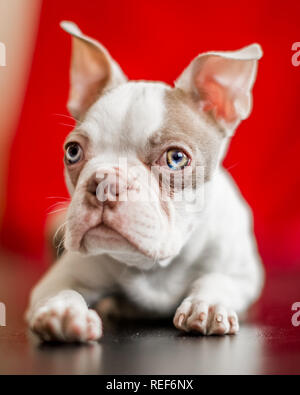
173 266 263 335
26 252 113 342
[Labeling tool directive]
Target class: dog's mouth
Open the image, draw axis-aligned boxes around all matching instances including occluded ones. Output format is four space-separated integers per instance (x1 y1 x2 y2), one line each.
80 222 156 259
81 223 131 250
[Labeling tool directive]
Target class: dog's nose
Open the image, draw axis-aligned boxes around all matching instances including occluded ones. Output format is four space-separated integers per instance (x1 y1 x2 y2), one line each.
87 170 127 207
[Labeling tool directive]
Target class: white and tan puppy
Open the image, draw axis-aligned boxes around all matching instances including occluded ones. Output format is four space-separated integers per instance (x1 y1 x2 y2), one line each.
26 21 264 342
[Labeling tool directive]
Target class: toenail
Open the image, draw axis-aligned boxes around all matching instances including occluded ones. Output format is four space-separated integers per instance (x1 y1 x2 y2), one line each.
199 312 206 321
178 314 185 326
216 314 223 323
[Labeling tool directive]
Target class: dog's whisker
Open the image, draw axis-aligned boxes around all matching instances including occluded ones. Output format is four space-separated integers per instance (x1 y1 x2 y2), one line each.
46 196 70 200
48 207 68 216
52 113 83 127
58 122 77 128
225 162 239 172
53 220 68 246
46 201 69 215
56 236 66 258
52 113 77 122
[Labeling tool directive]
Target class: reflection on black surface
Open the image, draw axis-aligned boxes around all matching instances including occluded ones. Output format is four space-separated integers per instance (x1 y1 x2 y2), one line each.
1 257 300 375
25 320 264 375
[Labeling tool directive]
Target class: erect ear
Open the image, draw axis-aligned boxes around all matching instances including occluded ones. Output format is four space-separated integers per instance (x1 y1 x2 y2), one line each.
60 21 127 120
175 44 263 133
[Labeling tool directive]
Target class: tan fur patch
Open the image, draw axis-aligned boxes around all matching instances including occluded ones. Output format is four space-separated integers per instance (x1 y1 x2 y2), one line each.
146 88 224 185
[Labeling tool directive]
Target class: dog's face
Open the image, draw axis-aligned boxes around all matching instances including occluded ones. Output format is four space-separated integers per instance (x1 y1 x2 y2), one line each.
61 22 262 269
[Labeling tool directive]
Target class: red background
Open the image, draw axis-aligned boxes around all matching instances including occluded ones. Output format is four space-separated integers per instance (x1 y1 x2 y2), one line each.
1 0 300 268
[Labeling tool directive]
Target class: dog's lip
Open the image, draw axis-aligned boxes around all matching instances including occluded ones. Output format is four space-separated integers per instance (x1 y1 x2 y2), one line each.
83 221 157 259
103 220 174 261
107 223 151 257
85 223 129 244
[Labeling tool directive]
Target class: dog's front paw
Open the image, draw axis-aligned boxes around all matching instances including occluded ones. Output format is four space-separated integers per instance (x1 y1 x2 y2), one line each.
173 298 239 335
29 299 102 343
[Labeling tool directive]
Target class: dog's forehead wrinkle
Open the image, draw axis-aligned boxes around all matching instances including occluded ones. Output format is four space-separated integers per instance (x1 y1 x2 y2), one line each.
80 81 169 150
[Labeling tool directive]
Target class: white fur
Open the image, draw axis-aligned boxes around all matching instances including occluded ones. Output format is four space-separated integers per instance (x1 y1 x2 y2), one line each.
82 82 168 149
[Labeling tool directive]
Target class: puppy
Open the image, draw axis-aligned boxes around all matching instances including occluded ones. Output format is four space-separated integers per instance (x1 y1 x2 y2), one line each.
26 21 264 342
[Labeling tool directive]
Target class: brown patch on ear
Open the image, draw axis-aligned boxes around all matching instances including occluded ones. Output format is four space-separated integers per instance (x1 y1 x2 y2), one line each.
199 78 237 124
175 44 262 127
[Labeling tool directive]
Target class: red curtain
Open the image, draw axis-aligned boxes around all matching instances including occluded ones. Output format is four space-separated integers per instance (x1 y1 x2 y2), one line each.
1 0 300 268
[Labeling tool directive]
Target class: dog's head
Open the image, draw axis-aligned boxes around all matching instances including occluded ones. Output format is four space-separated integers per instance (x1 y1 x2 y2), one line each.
60 21 262 269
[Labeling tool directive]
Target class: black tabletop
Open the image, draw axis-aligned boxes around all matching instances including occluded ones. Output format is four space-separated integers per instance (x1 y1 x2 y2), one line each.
1 251 300 375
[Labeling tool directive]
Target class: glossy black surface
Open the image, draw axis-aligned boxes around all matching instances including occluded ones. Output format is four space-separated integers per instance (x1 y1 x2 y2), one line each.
1 251 300 375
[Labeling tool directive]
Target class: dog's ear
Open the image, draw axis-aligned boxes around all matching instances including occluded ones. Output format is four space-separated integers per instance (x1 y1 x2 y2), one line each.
175 44 262 133
60 21 127 120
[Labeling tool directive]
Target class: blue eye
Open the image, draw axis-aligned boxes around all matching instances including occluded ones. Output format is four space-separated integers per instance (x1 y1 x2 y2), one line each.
65 143 83 165
166 149 190 170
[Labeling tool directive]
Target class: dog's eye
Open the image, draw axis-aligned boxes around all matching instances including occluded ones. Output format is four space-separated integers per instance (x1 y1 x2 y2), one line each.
65 143 83 165
166 149 190 170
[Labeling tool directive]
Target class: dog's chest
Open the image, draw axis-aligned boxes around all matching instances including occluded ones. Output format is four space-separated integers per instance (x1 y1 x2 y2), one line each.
116 261 195 315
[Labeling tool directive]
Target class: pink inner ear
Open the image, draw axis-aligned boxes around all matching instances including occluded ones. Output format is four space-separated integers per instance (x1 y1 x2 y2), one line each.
199 78 237 123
